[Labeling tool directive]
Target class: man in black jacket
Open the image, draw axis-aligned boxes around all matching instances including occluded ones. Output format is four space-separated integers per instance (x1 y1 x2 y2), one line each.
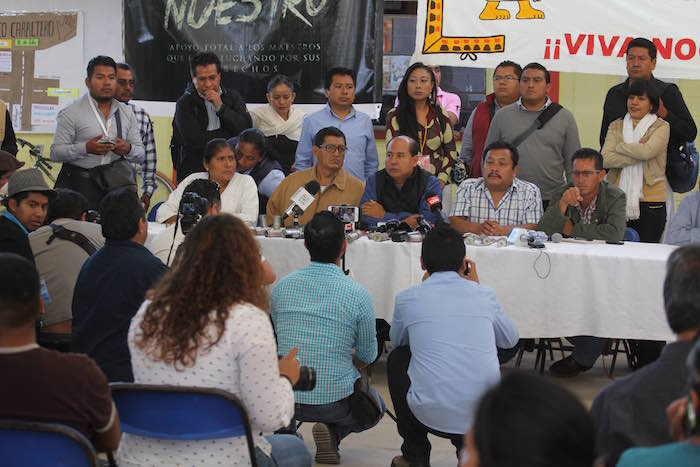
600 37 697 167
173 52 252 182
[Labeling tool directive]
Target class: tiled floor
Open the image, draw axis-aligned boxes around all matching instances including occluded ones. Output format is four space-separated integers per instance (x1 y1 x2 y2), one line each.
298 345 633 467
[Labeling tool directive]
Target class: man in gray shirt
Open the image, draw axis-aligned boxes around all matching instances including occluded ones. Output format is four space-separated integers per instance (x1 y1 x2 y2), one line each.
50 55 144 210
484 62 580 207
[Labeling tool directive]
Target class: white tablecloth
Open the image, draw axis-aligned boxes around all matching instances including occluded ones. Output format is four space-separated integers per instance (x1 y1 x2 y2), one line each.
258 236 676 341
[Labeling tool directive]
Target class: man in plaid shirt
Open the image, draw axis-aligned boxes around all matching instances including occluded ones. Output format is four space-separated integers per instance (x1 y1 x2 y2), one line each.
449 141 542 236
115 63 157 210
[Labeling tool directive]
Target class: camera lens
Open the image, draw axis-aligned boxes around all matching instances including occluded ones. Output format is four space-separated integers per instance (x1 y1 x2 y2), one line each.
293 366 317 391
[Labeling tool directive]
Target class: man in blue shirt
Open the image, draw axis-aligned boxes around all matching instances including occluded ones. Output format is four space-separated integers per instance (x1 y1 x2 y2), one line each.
361 135 442 229
388 226 519 467
295 67 379 181
667 189 700 245
72 188 167 382
271 211 383 464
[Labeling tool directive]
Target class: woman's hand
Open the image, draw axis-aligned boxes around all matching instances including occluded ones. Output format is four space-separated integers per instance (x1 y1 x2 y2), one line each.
279 347 301 386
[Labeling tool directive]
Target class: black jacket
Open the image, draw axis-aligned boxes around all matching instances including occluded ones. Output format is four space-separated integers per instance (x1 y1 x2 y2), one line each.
0 215 34 263
600 76 697 155
173 83 252 182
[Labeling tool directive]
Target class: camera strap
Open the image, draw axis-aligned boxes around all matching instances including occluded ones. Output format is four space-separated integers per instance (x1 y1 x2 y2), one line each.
46 224 98 256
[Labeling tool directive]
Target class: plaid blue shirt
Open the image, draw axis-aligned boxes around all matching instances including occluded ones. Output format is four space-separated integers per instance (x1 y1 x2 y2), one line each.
271 262 377 405
129 103 157 196
451 177 543 225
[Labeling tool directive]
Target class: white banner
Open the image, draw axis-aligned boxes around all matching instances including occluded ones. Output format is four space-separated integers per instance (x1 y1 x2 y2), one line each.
413 0 700 79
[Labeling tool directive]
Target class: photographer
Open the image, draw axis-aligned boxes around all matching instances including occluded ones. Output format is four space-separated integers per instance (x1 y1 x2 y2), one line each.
119 214 311 467
271 211 384 464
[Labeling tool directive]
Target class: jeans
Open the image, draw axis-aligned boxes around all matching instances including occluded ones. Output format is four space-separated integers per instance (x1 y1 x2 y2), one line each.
387 346 463 464
255 434 312 467
293 387 385 444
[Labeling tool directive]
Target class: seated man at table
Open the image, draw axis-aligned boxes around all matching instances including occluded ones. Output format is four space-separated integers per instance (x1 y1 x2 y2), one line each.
449 141 542 236
388 226 519 467
667 188 700 245
591 244 700 466
271 211 384 464
538 148 626 377
267 126 365 227
360 135 442 229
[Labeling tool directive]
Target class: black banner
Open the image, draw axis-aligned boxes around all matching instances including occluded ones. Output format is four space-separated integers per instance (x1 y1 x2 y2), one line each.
124 0 382 103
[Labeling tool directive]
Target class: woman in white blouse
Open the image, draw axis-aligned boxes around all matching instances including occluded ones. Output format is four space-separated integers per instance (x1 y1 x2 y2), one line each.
118 214 311 467
250 75 305 175
157 139 259 225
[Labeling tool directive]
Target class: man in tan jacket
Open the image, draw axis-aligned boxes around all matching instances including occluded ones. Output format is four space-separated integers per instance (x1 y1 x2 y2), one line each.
267 126 365 227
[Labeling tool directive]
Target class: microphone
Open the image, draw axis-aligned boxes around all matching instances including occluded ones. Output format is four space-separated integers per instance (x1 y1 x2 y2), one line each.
426 193 449 226
282 180 321 220
551 232 563 243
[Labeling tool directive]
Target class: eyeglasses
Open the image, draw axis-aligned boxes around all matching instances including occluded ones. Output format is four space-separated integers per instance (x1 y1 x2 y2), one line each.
318 144 346 154
493 75 518 82
571 170 601 178
117 79 135 87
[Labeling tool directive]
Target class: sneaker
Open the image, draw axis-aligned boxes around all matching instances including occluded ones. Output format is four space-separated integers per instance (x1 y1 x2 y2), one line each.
312 422 340 464
549 355 592 377
390 455 430 467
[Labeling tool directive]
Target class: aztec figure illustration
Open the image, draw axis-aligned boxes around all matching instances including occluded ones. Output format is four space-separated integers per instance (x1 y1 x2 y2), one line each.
480 0 545 20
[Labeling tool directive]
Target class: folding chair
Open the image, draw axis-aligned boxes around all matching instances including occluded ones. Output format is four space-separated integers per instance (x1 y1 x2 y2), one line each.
109 383 258 467
0 419 99 467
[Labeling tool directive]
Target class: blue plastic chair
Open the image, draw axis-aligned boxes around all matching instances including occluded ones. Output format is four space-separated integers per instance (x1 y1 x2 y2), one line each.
147 201 164 222
624 227 640 242
0 419 99 467
110 383 258 466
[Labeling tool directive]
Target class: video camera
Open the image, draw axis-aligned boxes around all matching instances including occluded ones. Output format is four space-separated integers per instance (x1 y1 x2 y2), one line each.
179 191 210 235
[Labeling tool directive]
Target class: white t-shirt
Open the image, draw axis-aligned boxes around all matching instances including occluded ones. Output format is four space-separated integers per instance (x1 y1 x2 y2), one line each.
117 301 294 466
147 223 184 266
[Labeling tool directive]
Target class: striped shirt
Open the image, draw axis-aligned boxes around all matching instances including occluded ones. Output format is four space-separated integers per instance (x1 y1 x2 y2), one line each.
129 103 157 196
451 177 543 225
577 195 598 225
271 262 377 405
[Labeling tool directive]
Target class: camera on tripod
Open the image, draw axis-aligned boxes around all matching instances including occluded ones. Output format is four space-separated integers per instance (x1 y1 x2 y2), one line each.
179 191 210 235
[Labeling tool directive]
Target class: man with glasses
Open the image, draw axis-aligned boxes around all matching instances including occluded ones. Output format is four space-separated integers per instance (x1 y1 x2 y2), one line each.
485 62 580 209
267 126 365 227
114 62 158 210
460 61 522 178
538 148 626 377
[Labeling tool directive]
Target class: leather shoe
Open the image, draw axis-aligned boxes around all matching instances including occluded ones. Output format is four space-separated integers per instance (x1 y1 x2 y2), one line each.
549 355 592 377
390 455 430 467
312 423 340 464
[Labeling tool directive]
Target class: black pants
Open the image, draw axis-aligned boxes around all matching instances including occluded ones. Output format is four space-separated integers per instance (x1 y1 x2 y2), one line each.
55 164 108 211
387 346 463 464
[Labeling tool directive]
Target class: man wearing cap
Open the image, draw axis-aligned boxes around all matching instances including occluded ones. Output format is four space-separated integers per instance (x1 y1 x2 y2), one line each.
0 168 55 263
0 149 25 191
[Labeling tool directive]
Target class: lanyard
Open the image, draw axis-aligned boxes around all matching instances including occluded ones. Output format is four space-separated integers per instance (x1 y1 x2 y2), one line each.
87 96 113 139
1 211 29 236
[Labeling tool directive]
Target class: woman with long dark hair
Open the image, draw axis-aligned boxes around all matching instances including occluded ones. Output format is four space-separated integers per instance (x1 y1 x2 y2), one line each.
117 214 311 467
386 63 458 191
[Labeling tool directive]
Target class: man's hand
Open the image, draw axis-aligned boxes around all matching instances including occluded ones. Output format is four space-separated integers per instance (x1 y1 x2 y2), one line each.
112 137 131 156
461 259 479 283
402 214 421 230
362 200 386 219
481 220 509 236
141 194 151 211
204 89 223 110
657 97 668 119
278 348 300 387
86 136 115 156
667 397 688 442
559 187 583 213
563 218 575 237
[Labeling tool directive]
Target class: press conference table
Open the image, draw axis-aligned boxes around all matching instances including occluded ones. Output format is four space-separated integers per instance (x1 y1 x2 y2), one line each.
257 235 677 341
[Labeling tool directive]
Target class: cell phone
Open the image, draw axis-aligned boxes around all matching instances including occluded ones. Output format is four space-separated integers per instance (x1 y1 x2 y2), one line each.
98 138 114 145
605 240 624 245
328 205 360 223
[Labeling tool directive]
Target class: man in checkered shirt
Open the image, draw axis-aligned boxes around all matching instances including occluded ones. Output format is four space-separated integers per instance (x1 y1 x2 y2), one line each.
115 63 157 210
449 140 542 235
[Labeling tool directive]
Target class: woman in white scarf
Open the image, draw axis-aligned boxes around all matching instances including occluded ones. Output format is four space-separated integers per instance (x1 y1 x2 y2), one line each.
602 80 670 242
250 75 305 175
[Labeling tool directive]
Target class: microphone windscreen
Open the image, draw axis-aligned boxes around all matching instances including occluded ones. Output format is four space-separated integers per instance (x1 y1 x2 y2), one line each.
304 180 321 195
551 232 563 243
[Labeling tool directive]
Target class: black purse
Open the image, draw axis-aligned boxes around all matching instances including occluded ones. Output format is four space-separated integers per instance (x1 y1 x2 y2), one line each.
88 110 138 192
348 376 382 425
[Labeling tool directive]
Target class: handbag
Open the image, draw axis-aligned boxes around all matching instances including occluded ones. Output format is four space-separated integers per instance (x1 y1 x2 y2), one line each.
348 376 382 425
88 109 138 192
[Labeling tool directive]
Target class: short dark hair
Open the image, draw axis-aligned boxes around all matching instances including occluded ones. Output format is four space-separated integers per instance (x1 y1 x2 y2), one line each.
626 37 657 60
116 62 136 81
313 126 346 148
572 148 604 171
46 188 89 223
387 136 420 157
1 191 29 209
421 226 465 274
87 55 117 79
0 253 40 328
182 179 221 208
473 372 595 467
237 128 267 158
324 67 356 89
190 52 221 77
664 245 700 334
266 74 295 93
522 62 550 83
627 79 660 113
304 212 345 263
203 138 233 165
483 141 520 168
495 60 523 79
99 188 145 241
